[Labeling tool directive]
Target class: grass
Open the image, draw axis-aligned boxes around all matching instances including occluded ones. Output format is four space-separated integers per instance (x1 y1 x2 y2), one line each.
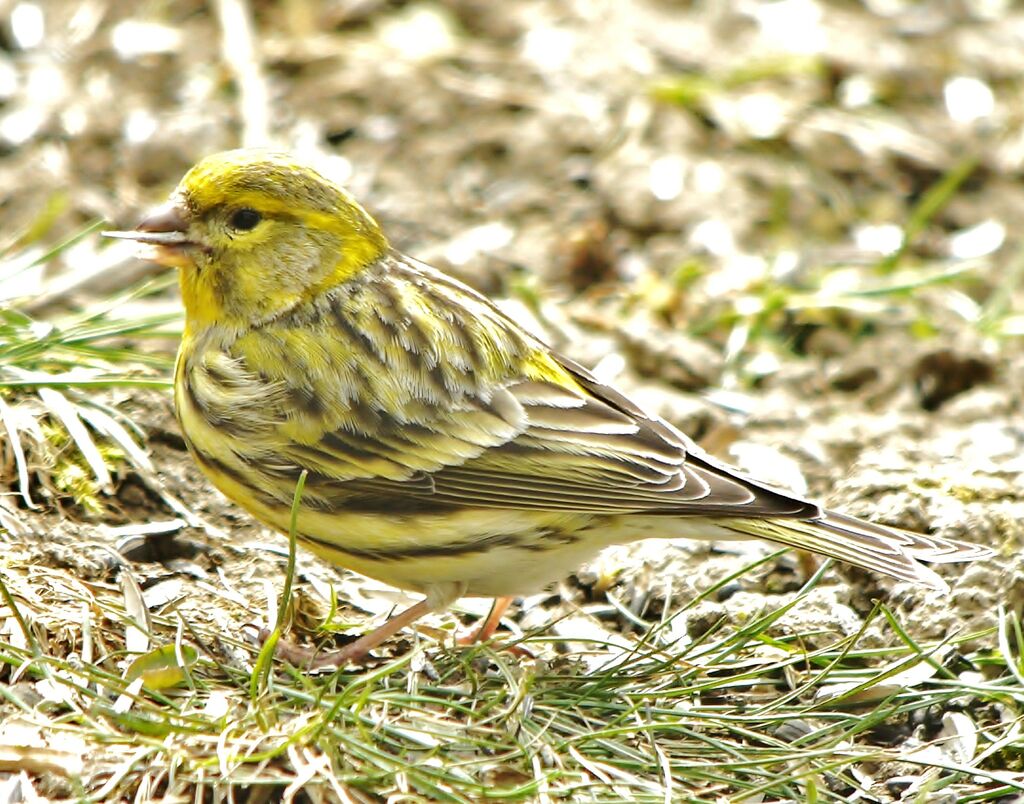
2 542 1022 802
0 227 179 524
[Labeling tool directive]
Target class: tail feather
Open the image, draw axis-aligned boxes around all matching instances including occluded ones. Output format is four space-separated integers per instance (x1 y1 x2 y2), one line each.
721 511 992 592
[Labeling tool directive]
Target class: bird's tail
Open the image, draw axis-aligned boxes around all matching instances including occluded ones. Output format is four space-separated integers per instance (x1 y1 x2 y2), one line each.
720 510 992 592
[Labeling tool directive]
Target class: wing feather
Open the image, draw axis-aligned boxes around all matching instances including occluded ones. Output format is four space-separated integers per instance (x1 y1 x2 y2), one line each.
283 347 817 518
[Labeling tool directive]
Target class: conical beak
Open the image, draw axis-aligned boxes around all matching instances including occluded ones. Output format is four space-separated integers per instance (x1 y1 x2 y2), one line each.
103 202 194 264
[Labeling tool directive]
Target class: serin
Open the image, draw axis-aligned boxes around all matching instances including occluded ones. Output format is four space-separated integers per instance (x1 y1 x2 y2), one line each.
105 150 990 666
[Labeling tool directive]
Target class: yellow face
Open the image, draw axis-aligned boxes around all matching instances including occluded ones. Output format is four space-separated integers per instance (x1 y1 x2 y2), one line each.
105 149 388 329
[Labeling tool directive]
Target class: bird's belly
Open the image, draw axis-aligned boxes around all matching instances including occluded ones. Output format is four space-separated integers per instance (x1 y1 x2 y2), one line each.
355 514 749 597
289 508 612 597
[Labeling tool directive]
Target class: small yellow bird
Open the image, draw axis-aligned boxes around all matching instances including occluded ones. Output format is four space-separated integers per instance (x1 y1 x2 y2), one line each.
106 149 989 666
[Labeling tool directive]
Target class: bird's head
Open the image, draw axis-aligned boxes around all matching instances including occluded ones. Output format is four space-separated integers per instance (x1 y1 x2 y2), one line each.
105 149 388 329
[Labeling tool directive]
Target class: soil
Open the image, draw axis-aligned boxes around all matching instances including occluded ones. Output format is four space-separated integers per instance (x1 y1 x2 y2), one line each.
2 0 1023 800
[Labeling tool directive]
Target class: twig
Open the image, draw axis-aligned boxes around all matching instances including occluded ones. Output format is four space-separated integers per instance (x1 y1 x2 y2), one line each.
215 0 272 146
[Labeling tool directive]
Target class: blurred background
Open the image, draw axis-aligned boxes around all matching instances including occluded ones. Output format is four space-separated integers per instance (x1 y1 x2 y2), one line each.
7 0 1024 389
6 1 1023 335
2 2 1024 799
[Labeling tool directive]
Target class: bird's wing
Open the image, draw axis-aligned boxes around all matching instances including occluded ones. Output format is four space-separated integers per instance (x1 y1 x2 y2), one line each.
433 357 820 517
247 283 986 587
286 350 818 519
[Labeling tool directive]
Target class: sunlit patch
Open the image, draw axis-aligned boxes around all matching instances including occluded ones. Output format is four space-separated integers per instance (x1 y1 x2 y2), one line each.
733 91 789 140
124 108 158 144
0 107 45 145
377 4 458 62
0 59 18 100
522 26 576 72
589 353 626 384
751 0 825 54
10 2 44 49
704 255 769 297
949 220 1005 259
853 223 903 256
944 76 995 124
110 20 182 60
26 62 66 106
61 106 87 136
692 160 726 194
443 222 514 266
649 155 686 201
838 75 877 108
689 218 735 258
309 154 353 187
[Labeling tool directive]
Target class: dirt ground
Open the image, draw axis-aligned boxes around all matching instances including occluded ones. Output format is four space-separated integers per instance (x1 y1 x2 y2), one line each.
2 0 1024 800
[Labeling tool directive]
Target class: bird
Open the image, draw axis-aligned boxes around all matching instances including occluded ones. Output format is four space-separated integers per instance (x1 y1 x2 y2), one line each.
104 149 990 667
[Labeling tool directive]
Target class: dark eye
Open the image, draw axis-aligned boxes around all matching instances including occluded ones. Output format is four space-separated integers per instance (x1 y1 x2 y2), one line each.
228 208 261 231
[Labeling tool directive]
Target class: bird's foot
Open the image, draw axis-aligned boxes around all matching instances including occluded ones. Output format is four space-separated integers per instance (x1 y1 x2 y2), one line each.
455 597 535 658
254 596 532 669
256 598 437 670
256 628 376 670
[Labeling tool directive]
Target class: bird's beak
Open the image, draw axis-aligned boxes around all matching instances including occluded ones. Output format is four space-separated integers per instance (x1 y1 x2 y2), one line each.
103 202 194 266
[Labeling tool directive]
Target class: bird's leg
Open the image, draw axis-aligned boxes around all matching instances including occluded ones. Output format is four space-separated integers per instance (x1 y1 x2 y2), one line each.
456 596 534 658
458 596 514 645
267 583 466 670
305 598 434 669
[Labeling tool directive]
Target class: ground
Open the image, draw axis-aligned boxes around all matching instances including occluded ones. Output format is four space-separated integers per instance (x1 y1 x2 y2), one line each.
1 1 1024 801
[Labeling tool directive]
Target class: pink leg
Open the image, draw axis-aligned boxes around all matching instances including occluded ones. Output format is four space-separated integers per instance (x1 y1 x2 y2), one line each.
458 596 513 645
264 599 434 669
268 584 465 670
308 598 434 669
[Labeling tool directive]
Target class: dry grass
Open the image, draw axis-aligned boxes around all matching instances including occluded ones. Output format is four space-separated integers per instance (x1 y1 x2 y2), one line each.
3 535 1023 801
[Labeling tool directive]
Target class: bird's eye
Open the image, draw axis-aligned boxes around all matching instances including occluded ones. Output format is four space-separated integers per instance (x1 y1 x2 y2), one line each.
228 208 262 231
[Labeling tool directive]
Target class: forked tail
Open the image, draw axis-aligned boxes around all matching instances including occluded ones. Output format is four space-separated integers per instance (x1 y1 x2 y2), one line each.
720 510 992 592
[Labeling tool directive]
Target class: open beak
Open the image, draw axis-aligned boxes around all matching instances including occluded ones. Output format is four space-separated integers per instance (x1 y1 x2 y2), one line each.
103 202 194 266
